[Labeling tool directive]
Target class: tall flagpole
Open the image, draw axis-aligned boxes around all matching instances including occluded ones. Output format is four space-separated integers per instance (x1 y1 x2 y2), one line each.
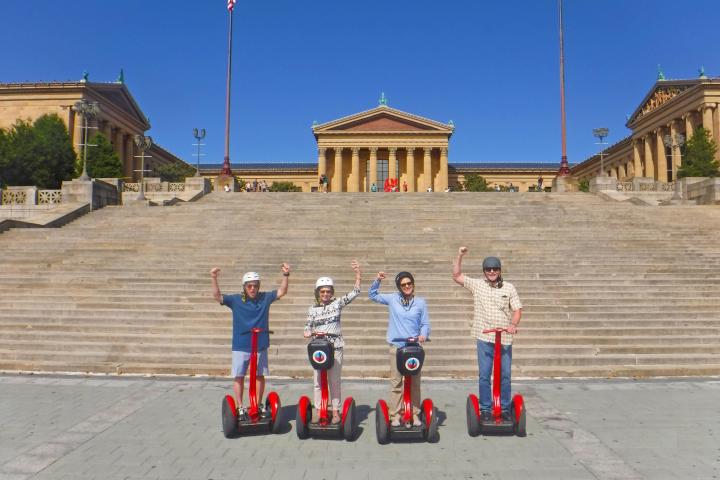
221 0 234 176
557 0 570 176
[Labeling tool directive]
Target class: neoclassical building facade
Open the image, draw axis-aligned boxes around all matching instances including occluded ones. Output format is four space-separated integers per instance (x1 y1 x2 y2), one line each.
312 104 455 192
573 75 720 181
0 78 190 181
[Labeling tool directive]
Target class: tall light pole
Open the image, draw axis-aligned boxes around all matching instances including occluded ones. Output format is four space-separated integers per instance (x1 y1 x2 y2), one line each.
134 134 153 201
192 128 206 177
557 0 570 176
593 128 609 176
73 99 100 181
221 0 236 176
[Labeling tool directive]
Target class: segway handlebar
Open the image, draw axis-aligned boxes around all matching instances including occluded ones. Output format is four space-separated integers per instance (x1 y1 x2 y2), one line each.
482 328 509 334
390 337 430 344
239 328 274 335
310 331 340 339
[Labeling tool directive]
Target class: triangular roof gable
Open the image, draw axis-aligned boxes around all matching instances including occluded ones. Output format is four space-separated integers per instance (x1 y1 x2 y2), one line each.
313 105 453 134
87 82 150 129
626 79 697 126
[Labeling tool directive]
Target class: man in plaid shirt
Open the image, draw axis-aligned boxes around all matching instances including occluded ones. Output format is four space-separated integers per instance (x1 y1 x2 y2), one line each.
452 246 523 421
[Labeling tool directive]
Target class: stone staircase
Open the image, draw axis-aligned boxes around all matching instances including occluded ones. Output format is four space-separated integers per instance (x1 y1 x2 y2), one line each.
1 192 720 378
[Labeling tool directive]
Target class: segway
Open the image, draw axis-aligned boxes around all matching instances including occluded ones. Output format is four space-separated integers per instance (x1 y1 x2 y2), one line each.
296 332 357 440
466 328 526 437
375 337 438 444
221 328 282 437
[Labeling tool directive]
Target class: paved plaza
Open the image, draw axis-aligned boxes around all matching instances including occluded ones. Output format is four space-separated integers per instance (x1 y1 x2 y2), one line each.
0 374 719 480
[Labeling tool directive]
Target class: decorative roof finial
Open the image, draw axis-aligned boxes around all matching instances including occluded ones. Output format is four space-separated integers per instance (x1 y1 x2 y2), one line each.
699 66 707 79
116 68 125 84
657 64 665 81
80 70 89 83
448 120 455 127
312 120 318 127
379 91 388 106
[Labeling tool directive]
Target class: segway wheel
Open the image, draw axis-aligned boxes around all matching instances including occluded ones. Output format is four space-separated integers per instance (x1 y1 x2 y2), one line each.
342 398 356 441
221 395 239 438
375 400 390 445
268 394 283 434
514 399 527 437
426 406 439 443
296 402 311 439
466 395 481 437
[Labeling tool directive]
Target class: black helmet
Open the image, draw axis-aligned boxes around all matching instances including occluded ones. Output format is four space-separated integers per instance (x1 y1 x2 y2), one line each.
395 271 415 290
482 257 502 270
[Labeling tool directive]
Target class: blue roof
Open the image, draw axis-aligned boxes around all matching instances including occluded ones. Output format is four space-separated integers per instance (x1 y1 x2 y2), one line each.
200 162 317 170
199 162 573 171
450 162 572 169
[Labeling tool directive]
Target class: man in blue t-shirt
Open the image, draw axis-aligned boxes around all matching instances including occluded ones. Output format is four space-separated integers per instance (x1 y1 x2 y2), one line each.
211 263 290 418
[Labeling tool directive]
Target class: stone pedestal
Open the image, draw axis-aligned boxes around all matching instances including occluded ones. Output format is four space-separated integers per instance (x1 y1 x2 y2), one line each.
214 175 237 192
552 175 579 193
61 179 119 210
185 177 211 194
631 177 655 191
589 175 617 193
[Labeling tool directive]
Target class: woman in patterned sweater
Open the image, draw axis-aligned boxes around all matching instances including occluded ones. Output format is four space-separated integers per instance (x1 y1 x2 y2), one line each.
304 260 361 424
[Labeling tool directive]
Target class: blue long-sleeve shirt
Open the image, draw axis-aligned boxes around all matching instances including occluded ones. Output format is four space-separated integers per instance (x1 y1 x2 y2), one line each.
368 279 431 347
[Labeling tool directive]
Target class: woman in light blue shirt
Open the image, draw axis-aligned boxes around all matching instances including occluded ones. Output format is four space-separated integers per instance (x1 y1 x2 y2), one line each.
369 271 430 426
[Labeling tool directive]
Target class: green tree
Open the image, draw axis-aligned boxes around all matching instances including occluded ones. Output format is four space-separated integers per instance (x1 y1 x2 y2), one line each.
80 133 123 178
154 162 195 183
578 178 590 192
677 127 719 178
268 181 301 192
0 115 75 189
463 173 489 192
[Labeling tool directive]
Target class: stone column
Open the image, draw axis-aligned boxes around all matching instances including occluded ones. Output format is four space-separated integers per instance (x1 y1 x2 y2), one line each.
318 147 327 177
332 148 343 192
714 105 720 161
669 120 682 178
618 163 627 179
388 147 397 183
406 148 415 192
684 113 694 141
369 148 378 191
115 129 126 174
350 148 360 192
438 147 449 191
702 104 714 135
643 134 655 179
632 139 642 178
423 147 432 191
655 129 668 182
124 134 135 181
68 109 77 154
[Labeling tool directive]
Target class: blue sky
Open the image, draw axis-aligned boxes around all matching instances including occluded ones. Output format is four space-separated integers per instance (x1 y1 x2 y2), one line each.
3 0 719 165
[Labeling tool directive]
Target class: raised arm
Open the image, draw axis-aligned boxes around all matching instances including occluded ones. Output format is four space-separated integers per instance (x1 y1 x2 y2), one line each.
276 262 290 299
351 259 361 291
452 246 468 285
210 267 222 304
368 271 389 305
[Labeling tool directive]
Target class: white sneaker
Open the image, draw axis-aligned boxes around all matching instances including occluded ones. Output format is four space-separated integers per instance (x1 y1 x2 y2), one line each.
237 406 248 421
412 414 422 427
391 416 401 427
258 403 268 416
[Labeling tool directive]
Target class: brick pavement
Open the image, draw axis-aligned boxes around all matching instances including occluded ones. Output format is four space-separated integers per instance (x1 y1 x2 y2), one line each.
1 375 719 480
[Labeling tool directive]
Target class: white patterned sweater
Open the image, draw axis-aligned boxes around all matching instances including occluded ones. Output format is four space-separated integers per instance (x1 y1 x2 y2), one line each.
304 287 360 348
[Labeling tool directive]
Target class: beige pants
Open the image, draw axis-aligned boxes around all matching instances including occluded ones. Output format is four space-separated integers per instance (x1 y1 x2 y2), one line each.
388 345 421 418
313 347 343 411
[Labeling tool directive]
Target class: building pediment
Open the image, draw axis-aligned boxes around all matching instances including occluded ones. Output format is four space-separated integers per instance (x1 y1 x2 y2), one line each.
88 82 150 130
313 105 454 137
627 80 696 126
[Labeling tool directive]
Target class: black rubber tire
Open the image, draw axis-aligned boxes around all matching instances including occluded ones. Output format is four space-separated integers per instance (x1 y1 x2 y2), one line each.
375 401 390 445
515 402 527 437
466 396 481 437
269 398 283 434
343 399 356 441
221 397 239 438
296 402 310 439
426 406 439 443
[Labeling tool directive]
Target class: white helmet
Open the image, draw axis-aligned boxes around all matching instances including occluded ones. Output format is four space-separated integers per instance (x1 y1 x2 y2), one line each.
242 272 261 284
315 277 334 290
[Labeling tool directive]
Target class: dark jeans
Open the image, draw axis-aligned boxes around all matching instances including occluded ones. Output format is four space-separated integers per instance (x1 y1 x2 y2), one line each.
477 340 512 411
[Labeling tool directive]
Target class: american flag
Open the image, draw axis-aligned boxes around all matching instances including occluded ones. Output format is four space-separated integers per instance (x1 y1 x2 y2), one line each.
227 0 236 11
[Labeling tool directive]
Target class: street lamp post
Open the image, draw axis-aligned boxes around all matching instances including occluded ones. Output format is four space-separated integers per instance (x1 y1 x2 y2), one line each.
73 99 100 181
192 128 206 177
134 134 153 201
593 128 609 176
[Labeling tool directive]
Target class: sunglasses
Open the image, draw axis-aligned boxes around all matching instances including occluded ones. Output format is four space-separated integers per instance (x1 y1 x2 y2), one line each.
399 281 414 288
318 289 333 295
484 267 501 272
245 283 260 289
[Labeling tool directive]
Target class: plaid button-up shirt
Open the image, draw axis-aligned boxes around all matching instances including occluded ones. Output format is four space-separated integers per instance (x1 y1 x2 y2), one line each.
463 276 522 346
